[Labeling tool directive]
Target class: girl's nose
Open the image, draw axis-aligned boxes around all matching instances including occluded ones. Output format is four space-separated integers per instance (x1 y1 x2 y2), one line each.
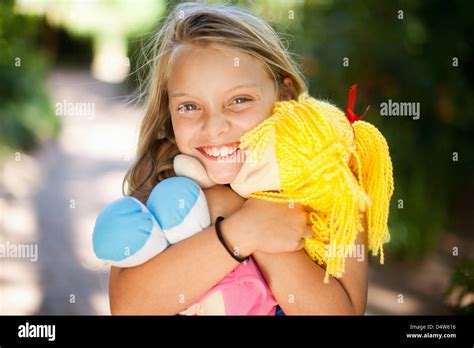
202 110 230 138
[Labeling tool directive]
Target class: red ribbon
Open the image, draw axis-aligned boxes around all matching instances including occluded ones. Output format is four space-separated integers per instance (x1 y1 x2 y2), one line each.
345 84 370 124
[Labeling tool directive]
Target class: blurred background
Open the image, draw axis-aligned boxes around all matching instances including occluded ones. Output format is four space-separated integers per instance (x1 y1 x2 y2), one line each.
0 0 473 315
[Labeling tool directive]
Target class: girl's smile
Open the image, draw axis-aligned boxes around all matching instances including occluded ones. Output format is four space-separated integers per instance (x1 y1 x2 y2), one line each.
196 141 241 161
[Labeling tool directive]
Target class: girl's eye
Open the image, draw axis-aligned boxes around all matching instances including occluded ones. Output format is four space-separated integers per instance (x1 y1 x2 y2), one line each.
228 97 253 111
177 103 198 113
232 97 252 105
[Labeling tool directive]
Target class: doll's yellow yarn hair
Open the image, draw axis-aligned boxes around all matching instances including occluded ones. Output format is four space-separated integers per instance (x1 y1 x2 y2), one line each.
239 93 394 283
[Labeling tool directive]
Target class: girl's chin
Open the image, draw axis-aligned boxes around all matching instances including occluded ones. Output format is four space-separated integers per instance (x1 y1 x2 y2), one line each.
205 163 242 185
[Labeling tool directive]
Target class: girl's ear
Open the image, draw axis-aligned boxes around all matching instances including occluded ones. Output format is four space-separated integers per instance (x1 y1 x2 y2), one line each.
278 77 294 101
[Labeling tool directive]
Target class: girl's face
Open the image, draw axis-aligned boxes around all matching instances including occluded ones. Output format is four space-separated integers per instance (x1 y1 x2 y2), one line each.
168 43 289 184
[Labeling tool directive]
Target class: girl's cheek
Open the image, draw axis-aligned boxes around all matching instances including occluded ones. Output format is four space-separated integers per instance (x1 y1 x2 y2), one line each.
171 117 188 148
173 119 200 152
235 107 269 130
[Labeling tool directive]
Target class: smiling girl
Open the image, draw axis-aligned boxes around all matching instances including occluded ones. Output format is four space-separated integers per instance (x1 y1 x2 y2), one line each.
109 2 368 315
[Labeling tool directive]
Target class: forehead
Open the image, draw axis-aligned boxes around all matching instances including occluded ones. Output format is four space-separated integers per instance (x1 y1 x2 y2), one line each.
167 43 272 91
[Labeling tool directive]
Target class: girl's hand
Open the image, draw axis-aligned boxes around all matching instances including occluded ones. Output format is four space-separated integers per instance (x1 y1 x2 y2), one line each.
223 198 313 256
203 185 246 222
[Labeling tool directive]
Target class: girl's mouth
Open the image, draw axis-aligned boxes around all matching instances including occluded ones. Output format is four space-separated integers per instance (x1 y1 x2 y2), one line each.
196 142 242 162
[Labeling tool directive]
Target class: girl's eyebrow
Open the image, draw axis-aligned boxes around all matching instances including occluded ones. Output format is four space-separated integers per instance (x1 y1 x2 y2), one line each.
169 90 199 99
170 81 260 99
225 80 260 93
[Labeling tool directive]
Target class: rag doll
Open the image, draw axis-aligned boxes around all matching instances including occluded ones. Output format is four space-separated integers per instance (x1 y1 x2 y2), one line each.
174 85 394 282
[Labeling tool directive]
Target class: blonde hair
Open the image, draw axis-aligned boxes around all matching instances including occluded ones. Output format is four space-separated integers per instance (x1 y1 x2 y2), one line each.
124 2 308 203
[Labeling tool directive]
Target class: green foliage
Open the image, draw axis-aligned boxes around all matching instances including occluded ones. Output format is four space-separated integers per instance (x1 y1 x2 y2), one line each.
27 0 165 39
0 0 60 159
444 259 474 315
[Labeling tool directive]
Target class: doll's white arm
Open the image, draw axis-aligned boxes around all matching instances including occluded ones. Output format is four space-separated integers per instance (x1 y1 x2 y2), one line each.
173 154 216 188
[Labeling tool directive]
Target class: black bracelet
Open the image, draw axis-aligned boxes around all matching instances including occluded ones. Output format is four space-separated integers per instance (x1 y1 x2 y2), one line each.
215 216 249 263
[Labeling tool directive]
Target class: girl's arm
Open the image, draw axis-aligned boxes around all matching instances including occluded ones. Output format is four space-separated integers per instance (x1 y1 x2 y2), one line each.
109 224 246 315
210 185 368 315
109 185 247 315
252 216 369 315
109 185 309 315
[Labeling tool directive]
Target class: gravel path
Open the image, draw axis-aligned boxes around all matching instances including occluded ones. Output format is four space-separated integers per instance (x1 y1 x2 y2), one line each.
1 69 141 314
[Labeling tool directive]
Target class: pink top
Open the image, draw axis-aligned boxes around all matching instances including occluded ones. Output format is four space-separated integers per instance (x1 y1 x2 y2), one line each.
179 256 277 315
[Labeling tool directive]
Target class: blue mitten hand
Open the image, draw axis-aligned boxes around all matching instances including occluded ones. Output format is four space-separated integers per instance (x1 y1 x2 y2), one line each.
92 197 169 267
147 176 211 244
93 176 210 267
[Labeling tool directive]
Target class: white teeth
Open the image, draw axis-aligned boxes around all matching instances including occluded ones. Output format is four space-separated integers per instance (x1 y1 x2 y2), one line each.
228 146 237 155
203 145 238 157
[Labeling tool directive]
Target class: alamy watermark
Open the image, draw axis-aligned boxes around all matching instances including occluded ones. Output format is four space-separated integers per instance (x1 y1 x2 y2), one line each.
55 99 95 119
325 243 365 262
0 241 38 262
18 322 55 341
380 99 420 120
216 148 258 164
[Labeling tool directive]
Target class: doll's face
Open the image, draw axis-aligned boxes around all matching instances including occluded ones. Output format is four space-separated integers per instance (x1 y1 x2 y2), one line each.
168 43 291 184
